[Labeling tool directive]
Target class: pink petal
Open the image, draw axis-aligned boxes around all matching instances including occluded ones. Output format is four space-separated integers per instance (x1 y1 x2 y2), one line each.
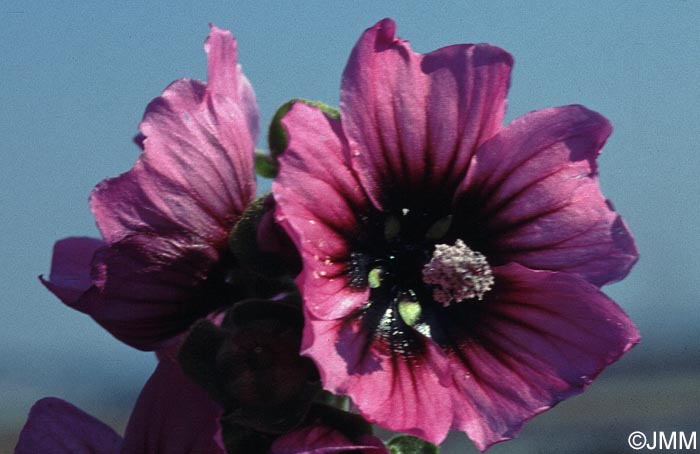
273 102 370 320
43 232 220 351
207 24 259 140
39 237 104 304
256 195 302 272
462 104 638 286
341 18 512 205
447 263 639 451
16 398 122 454
302 313 453 445
91 25 257 246
121 353 224 454
271 425 388 454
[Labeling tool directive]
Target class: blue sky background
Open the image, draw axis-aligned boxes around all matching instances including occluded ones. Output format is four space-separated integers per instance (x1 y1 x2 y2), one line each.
2 1 699 452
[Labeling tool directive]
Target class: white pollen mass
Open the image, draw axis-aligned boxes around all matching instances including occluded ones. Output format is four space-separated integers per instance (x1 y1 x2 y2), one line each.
422 239 494 306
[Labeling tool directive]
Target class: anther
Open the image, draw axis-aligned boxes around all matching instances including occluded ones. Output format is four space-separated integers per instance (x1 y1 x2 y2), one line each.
397 291 422 327
368 268 384 289
425 215 453 240
396 291 432 337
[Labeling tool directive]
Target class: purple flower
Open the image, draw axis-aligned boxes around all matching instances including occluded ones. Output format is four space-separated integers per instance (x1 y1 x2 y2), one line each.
16 352 384 454
16 352 225 454
273 19 640 450
177 298 321 436
40 25 259 350
16 399 123 454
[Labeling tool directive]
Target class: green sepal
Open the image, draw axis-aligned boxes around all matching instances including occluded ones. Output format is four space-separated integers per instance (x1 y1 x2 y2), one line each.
315 390 350 411
228 195 267 271
386 435 440 454
227 194 300 298
229 194 283 277
268 98 340 160
255 149 278 178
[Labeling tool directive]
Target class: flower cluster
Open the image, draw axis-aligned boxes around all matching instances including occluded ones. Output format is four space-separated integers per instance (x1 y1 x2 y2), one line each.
18 19 639 454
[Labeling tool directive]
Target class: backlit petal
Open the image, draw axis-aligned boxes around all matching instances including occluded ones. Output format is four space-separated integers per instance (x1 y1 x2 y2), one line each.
462 105 637 286
341 18 512 204
91 25 257 246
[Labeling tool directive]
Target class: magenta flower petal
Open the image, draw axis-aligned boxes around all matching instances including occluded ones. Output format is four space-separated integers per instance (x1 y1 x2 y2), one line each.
83 233 220 349
205 24 260 140
273 102 371 320
16 398 122 454
42 25 259 350
17 355 224 454
121 353 224 454
91 25 257 245
341 18 512 205
271 425 388 454
301 313 453 444
446 263 639 450
42 234 220 350
39 237 104 304
461 105 638 286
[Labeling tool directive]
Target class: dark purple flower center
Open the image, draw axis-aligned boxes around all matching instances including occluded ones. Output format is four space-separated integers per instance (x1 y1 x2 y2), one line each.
346 204 494 356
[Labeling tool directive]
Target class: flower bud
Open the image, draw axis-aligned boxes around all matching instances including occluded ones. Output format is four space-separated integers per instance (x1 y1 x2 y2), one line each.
178 297 319 434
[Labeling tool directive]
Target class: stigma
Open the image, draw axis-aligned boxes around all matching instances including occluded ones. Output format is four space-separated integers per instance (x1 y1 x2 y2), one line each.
422 239 494 306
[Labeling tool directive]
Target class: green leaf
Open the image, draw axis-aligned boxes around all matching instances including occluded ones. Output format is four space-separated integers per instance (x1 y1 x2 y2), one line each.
386 435 439 454
268 98 340 159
